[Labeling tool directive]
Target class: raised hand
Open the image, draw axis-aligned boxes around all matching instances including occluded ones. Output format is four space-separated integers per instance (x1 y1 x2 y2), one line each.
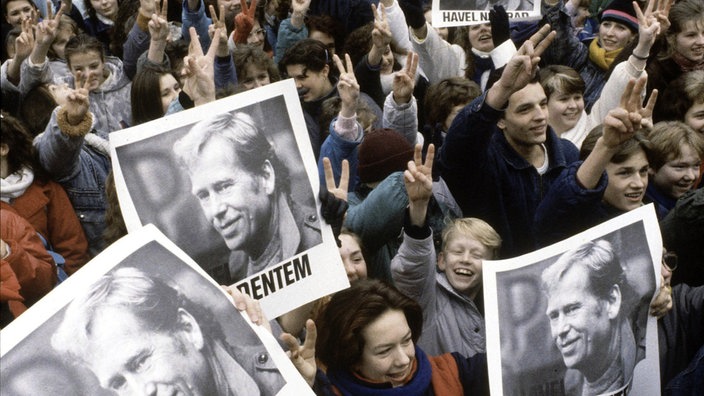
34 2 64 47
181 27 220 105
601 76 650 148
233 0 257 44
291 0 311 28
14 17 35 62
333 53 360 118
489 5 510 48
64 72 91 125
633 0 662 57
405 143 434 226
649 0 673 35
371 3 392 52
392 51 418 104
280 319 317 387
405 143 434 205
147 0 170 42
208 4 230 56
323 157 349 202
489 24 555 107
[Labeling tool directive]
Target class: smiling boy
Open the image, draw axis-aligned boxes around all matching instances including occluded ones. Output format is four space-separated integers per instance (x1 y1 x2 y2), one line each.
391 144 501 358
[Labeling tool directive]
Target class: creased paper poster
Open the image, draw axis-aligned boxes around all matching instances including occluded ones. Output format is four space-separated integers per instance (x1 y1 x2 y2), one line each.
484 205 661 396
110 79 348 318
0 224 314 395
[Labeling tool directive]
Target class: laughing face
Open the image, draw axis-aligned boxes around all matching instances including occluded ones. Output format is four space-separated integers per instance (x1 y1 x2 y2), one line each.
468 23 494 53
547 91 584 134
357 309 415 387
438 233 489 299
545 266 620 376
649 144 702 200
603 149 649 211
673 20 704 64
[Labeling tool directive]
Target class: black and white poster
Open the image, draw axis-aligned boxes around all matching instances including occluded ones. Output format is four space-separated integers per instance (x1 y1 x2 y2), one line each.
484 205 662 396
0 224 314 395
109 80 348 318
432 0 541 27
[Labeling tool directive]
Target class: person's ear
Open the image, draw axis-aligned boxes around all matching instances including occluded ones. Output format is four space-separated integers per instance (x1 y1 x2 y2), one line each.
177 308 205 350
497 118 506 131
437 251 447 271
606 284 622 320
321 64 330 79
0 143 9 157
260 159 276 195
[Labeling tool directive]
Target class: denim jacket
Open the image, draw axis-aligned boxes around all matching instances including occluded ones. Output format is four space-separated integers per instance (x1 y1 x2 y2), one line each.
34 109 111 256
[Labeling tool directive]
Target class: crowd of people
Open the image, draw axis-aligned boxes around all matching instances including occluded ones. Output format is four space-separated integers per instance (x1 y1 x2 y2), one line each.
1 0 703 394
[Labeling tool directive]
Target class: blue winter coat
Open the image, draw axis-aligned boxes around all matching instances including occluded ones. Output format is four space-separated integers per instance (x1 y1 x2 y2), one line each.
438 92 579 258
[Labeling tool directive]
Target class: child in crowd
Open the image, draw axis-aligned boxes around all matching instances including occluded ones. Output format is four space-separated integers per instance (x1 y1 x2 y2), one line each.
392 143 501 358
645 121 704 219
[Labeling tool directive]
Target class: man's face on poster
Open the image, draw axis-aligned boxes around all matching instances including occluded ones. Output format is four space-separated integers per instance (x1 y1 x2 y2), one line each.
83 307 216 396
544 266 616 373
187 135 274 254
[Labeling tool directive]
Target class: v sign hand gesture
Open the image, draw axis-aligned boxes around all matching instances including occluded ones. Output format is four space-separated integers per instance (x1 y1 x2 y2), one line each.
333 53 360 119
233 0 258 44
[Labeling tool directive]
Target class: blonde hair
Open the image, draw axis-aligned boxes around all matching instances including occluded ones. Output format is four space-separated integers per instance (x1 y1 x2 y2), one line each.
441 217 502 259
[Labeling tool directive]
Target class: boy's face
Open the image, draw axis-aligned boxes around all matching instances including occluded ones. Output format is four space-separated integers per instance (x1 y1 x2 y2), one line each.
438 233 490 300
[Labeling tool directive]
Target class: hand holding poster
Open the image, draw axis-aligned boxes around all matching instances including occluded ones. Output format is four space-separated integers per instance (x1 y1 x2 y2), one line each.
484 205 662 396
109 80 349 318
0 224 314 396
432 0 541 27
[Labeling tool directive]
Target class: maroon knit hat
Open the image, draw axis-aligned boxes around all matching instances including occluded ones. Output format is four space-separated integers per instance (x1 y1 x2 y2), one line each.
599 0 639 33
357 128 414 184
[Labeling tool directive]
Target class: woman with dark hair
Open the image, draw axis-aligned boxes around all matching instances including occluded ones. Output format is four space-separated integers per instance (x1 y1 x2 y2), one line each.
0 111 90 274
130 63 181 125
281 279 489 395
279 38 382 159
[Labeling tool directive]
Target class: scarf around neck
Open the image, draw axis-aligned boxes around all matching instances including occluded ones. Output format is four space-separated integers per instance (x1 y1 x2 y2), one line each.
672 50 704 72
327 346 432 396
589 38 622 71
1 166 34 202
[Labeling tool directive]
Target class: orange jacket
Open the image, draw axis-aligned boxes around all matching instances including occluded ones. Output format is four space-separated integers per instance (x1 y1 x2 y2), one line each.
1 209 57 309
1 180 89 274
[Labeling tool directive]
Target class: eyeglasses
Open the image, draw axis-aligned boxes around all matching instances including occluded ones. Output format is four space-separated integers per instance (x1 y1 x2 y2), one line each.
662 251 678 272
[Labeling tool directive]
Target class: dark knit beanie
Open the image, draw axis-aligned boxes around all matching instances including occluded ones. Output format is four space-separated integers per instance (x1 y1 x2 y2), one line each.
599 0 639 33
357 128 414 184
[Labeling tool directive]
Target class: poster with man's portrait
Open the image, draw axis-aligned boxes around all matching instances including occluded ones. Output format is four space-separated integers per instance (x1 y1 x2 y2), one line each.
432 0 541 27
0 224 314 396
483 205 662 396
110 79 348 318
